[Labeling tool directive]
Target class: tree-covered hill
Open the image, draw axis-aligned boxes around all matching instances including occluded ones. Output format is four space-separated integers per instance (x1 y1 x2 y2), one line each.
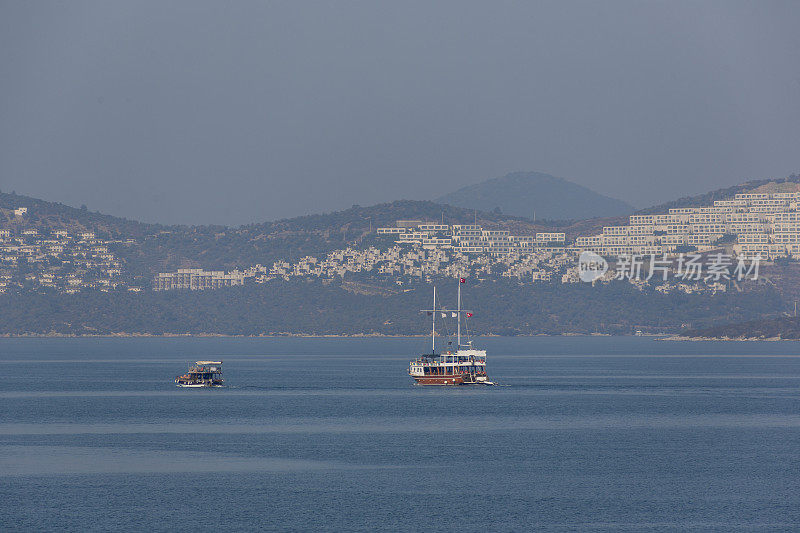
119 200 547 276
0 278 783 336
0 191 599 276
0 190 167 239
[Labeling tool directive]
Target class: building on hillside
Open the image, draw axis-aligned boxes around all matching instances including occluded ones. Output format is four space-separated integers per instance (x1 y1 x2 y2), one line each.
376 221 565 256
378 188 800 262
574 190 800 259
535 232 566 243
154 268 246 290
376 227 407 235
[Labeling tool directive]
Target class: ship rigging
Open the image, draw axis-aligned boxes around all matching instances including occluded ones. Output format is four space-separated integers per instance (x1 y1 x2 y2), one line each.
408 279 493 386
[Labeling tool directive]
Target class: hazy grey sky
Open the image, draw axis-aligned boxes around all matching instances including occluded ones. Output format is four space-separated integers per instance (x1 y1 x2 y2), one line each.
1 1 799 225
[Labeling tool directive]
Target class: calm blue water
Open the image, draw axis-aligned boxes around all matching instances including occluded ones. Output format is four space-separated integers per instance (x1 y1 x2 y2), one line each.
1 336 800 532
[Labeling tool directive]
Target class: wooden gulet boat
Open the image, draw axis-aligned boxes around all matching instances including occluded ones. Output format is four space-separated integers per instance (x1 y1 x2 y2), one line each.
409 279 493 386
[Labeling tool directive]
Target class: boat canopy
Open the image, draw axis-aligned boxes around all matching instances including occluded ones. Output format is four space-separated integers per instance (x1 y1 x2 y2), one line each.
195 361 222 365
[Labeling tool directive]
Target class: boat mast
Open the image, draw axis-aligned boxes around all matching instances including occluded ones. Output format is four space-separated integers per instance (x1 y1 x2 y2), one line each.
432 286 436 354
457 278 461 348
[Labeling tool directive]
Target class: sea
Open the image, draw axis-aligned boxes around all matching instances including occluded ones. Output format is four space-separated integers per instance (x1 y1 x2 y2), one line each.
1 336 799 532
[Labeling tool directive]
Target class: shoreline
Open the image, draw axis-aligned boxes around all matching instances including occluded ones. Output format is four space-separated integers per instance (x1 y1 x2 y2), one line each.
0 332 654 339
660 335 800 342
1 332 798 341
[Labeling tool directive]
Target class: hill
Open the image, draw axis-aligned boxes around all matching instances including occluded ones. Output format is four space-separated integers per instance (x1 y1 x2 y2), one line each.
4 173 800 281
434 171 635 220
0 191 545 275
123 200 546 275
0 190 165 239
0 190 609 277
2 178 799 336
0 278 783 336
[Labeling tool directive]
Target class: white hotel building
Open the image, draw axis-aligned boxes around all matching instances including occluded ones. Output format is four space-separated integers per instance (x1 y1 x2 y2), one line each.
379 190 800 260
154 268 246 290
575 191 800 259
377 223 565 255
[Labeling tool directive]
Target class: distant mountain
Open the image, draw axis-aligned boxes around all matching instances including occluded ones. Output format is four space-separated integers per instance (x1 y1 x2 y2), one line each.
434 171 635 220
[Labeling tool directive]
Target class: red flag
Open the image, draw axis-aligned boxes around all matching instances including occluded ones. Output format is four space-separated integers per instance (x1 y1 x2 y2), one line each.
466 312 473 318
459 278 466 283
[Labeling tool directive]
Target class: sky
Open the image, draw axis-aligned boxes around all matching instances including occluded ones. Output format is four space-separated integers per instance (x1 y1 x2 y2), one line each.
1 1 799 226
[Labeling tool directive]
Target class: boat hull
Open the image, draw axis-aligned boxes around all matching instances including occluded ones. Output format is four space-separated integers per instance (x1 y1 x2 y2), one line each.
411 374 496 386
412 375 463 385
175 382 223 388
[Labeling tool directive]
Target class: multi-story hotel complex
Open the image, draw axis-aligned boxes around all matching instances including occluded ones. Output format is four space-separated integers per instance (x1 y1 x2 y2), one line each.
378 224 565 254
154 268 246 290
369 189 800 280
574 191 800 259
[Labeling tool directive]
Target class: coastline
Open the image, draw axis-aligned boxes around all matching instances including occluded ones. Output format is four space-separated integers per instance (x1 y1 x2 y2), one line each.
6 332 798 340
660 335 800 342
0 332 433 339
0 332 628 339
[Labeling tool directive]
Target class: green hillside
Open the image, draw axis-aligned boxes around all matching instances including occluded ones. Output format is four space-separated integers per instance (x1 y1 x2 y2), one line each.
0 278 783 336
0 190 164 239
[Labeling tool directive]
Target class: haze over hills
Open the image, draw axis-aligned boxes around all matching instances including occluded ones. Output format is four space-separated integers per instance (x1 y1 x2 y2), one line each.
5 172 796 239
2 174 800 335
434 171 636 221
0 189 626 276
0 190 541 275
2 173 798 278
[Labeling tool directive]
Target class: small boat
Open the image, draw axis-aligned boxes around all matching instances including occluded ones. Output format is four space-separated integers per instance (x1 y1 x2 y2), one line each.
409 279 493 386
175 361 224 387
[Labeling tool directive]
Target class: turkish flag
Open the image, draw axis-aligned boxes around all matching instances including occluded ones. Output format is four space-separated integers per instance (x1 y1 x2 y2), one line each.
466 312 473 318
459 278 466 283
